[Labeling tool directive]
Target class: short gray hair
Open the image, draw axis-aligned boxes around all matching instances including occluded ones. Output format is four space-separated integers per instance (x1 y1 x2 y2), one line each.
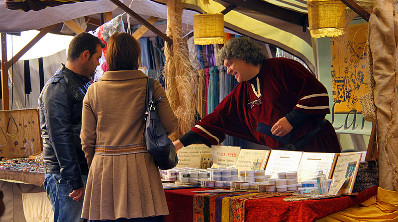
218 37 267 65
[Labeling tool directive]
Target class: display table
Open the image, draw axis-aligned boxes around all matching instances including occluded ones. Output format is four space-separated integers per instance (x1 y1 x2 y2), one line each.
164 186 378 222
0 170 44 187
0 170 46 222
0 170 378 222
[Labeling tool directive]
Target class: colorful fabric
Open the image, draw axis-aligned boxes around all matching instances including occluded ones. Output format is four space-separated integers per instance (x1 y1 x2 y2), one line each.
193 193 206 222
216 193 243 222
209 193 228 222
205 68 210 115
94 15 124 56
196 45 206 69
318 187 398 222
230 193 261 222
244 186 377 222
194 192 228 222
206 45 216 67
191 58 341 153
221 195 233 222
194 191 258 222
165 188 209 222
230 192 292 222
208 67 219 114
167 186 377 222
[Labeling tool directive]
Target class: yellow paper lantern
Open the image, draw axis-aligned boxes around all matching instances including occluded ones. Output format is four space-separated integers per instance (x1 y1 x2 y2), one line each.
308 0 346 38
193 13 225 45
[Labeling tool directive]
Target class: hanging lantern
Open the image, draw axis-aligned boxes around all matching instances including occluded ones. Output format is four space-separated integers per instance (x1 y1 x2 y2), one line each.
193 13 225 45
307 0 346 38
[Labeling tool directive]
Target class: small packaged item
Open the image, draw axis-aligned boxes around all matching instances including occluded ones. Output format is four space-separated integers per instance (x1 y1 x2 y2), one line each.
258 184 267 192
286 179 297 185
287 184 297 191
265 184 276 192
255 176 266 182
240 183 250 190
277 172 287 179
276 179 287 186
276 185 288 192
255 170 265 177
286 171 297 179
215 181 224 187
268 179 277 185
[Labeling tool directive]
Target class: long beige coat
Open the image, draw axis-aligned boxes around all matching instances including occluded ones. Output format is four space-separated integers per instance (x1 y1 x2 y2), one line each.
80 70 178 220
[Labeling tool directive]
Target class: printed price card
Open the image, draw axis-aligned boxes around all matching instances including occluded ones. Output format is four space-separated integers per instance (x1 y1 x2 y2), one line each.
176 144 212 168
297 152 337 182
235 149 270 171
211 145 241 167
328 152 362 195
264 150 303 179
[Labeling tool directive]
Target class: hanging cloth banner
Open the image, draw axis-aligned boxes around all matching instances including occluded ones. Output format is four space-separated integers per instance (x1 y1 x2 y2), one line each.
24 60 32 95
369 0 398 190
38 57 45 92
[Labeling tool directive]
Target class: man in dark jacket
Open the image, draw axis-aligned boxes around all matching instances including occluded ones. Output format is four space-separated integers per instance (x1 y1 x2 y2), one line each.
39 32 103 222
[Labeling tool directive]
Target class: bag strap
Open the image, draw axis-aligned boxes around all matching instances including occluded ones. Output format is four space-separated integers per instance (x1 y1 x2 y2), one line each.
145 77 155 111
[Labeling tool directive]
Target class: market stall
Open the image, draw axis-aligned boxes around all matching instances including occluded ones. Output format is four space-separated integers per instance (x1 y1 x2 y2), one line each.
0 0 394 220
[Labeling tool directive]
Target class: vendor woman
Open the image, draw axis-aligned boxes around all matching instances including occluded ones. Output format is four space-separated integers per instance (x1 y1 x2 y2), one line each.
173 37 341 153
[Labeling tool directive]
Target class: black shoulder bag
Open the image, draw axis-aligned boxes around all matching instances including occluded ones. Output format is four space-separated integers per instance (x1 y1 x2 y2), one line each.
145 77 178 170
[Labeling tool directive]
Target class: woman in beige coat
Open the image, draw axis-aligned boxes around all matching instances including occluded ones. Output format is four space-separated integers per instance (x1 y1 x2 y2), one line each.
80 32 178 222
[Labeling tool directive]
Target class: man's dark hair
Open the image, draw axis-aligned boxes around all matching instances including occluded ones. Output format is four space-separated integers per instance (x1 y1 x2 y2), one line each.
67 32 104 61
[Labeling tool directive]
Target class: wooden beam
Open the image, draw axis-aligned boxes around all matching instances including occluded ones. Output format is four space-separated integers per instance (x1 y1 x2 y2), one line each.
339 0 370 22
63 20 85 34
104 12 113 22
1 33 9 110
85 16 101 26
7 24 57 68
132 16 159 40
222 0 307 26
109 0 172 44
220 4 237 15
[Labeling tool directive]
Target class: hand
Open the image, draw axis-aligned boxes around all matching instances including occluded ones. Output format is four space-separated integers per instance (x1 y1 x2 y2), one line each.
69 187 85 202
271 117 293 137
173 140 184 152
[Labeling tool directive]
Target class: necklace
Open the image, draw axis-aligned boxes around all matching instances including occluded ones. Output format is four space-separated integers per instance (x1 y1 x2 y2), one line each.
250 77 262 98
7 115 19 138
248 77 262 108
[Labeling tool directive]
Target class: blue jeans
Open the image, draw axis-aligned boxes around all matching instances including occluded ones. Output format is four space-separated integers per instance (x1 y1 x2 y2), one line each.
44 173 88 222
89 216 164 222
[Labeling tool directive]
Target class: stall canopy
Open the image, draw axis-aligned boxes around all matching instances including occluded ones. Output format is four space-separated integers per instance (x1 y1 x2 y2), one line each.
0 0 315 70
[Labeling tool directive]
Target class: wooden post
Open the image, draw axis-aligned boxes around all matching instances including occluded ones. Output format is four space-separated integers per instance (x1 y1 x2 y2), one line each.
365 121 378 161
63 20 85 34
104 12 113 22
1 33 9 110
